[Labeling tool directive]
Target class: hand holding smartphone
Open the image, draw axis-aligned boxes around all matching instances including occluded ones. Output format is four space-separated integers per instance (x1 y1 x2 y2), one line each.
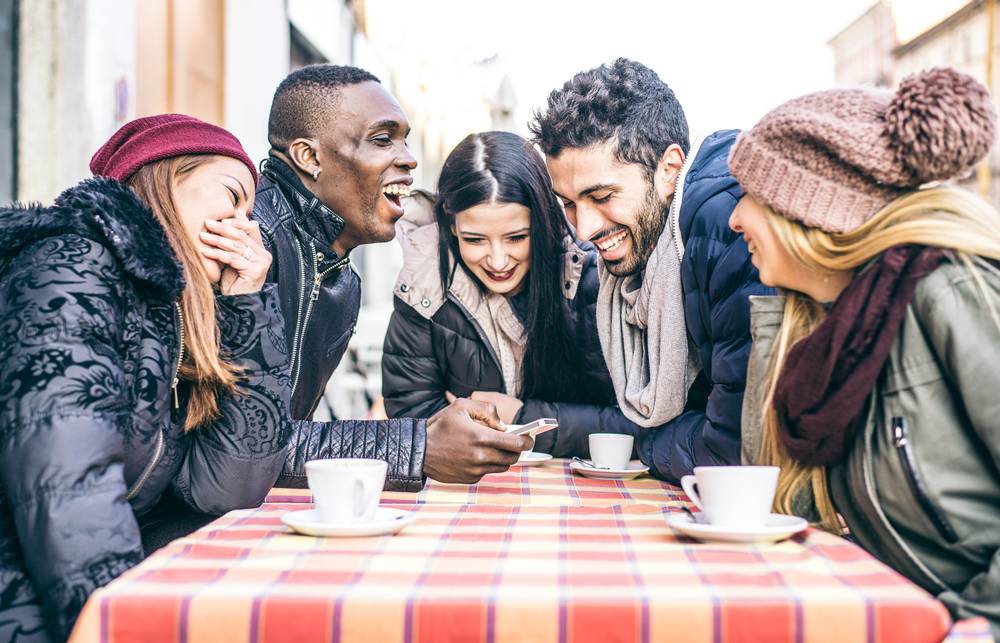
504 418 558 438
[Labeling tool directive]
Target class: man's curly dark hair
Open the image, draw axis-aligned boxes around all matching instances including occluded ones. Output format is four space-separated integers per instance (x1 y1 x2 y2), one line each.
529 58 689 179
268 64 380 149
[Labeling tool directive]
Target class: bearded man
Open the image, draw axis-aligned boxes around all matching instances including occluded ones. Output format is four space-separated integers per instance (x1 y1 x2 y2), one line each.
517 58 771 482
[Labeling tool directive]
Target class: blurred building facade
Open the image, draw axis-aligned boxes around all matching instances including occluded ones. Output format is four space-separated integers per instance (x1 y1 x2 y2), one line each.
830 0 999 203
4 0 409 419
828 0 897 87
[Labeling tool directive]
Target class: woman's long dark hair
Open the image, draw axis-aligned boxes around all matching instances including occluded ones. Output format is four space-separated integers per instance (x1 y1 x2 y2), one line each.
435 131 581 402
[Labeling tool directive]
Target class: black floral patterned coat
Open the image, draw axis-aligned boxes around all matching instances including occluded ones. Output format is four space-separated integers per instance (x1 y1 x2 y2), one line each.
0 178 292 642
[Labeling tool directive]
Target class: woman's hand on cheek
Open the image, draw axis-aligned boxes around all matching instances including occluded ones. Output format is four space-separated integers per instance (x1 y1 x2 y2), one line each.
199 219 272 295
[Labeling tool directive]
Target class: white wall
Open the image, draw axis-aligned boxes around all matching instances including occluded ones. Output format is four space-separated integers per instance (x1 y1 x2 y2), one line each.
19 0 136 201
287 0 352 64
224 0 291 164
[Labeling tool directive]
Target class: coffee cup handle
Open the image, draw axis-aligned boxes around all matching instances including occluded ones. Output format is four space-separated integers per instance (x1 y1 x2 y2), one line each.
680 475 703 512
352 479 368 519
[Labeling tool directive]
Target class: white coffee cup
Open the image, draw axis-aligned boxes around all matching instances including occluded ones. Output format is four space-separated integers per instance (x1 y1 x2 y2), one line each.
680 466 779 528
305 458 387 524
588 433 634 470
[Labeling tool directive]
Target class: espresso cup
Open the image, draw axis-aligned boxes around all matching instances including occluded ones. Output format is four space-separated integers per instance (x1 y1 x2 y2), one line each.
305 458 387 524
680 466 779 528
588 433 634 470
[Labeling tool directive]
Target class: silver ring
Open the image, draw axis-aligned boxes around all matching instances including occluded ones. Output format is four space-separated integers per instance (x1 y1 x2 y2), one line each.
241 246 254 260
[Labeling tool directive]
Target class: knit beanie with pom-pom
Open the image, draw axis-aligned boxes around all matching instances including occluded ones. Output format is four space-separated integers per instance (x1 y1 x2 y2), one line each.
728 67 997 233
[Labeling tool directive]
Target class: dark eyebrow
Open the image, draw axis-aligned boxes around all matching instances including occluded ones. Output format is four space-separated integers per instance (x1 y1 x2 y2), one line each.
369 119 401 132
506 228 530 235
578 183 617 198
223 174 248 202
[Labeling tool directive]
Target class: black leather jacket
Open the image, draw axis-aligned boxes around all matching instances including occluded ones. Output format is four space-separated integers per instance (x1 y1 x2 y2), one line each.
0 178 291 642
253 158 426 491
253 159 360 420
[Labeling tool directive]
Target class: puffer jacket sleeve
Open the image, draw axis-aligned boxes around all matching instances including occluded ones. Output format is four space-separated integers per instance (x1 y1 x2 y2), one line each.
918 268 1000 634
640 189 768 483
517 399 644 457
276 418 426 491
382 296 449 418
171 283 292 515
0 236 144 641
517 249 644 456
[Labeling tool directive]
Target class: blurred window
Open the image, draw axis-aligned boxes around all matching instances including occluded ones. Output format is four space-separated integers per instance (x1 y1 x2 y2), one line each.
1 0 15 202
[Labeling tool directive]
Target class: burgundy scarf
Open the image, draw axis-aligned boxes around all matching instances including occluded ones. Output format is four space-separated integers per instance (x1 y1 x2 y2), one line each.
773 245 946 466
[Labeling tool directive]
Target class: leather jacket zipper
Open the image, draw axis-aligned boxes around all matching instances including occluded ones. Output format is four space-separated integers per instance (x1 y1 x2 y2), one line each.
126 303 181 501
289 241 349 395
172 302 185 408
892 417 959 544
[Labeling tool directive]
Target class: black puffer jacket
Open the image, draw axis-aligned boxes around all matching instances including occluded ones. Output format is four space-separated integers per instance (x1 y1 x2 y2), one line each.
0 178 291 642
381 223 620 456
253 158 426 491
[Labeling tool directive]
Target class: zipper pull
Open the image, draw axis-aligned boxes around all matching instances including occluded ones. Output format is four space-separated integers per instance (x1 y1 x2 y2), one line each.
310 275 322 301
172 377 179 409
892 416 907 447
310 245 322 301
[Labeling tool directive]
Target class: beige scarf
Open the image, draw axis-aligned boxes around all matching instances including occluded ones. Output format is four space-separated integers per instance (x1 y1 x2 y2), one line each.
596 192 699 427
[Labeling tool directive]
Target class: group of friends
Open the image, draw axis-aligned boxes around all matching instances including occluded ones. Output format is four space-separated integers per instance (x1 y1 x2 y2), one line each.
1 58 998 642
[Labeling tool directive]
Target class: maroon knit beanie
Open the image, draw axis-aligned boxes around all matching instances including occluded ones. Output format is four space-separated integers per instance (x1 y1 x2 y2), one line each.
90 113 258 185
729 67 997 233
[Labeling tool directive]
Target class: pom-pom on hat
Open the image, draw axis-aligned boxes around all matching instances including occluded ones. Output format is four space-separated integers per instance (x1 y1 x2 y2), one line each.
90 114 258 185
729 67 996 234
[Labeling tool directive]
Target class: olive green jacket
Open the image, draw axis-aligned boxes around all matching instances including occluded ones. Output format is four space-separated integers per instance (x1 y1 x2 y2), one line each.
743 260 1000 639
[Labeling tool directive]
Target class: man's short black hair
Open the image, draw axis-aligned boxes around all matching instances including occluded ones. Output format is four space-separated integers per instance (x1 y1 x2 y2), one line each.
267 64 380 149
529 58 689 179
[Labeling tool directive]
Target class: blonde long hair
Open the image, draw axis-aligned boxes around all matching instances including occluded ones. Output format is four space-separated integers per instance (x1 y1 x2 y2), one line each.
129 156 241 431
758 186 1000 531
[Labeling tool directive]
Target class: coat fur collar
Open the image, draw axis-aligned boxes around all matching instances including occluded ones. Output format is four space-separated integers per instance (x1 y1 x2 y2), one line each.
0 176 185 298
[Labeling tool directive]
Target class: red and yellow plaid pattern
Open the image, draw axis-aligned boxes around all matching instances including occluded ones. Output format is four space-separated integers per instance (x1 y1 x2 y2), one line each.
266 460 693 508
69 460 986 643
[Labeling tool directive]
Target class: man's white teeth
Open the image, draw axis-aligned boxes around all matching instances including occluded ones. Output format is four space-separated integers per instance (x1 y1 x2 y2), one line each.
596 230 627 252
383 184 411 197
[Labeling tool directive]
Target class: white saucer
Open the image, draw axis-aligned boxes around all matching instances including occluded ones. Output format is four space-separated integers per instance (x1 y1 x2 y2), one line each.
569 459 650 480
513 451 553 467
281 507 416 537
667 511 808 543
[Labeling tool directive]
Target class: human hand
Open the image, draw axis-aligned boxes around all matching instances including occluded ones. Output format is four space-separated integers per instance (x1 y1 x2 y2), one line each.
468 391 524 425
424 397 533 483
200 218 272 295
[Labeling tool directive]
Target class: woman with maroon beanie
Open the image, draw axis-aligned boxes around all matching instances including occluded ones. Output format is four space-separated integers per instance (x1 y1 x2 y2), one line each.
729 68 1000 635
0 114 291 642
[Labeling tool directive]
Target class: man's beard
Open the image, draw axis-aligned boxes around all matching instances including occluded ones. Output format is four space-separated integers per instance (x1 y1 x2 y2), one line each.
603 186 669 277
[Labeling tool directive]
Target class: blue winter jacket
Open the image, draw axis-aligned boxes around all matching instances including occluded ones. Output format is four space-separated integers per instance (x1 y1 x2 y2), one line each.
642 129 772 480
526 130 771 481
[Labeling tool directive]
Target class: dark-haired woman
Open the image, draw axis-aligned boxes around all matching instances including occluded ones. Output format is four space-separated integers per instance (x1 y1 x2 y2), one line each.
0 114 290 642
381 131 630 456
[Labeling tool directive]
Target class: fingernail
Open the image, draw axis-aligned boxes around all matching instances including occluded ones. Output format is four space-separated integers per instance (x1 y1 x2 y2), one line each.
205 219 219 227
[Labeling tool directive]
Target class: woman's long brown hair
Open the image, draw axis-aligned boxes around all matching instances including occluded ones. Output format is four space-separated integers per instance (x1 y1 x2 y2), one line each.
129 155 241 431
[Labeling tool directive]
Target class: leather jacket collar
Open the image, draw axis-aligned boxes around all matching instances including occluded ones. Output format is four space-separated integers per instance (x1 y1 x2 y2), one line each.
261 156 349 269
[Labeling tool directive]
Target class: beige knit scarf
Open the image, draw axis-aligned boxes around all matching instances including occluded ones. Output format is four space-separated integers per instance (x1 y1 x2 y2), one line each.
596 202 699 427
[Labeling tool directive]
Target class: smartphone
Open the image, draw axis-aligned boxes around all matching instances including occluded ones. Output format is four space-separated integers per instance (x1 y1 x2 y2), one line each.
505 418 558 437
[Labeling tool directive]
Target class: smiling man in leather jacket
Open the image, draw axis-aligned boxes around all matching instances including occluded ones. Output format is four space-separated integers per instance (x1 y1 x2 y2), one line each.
255 65 532 490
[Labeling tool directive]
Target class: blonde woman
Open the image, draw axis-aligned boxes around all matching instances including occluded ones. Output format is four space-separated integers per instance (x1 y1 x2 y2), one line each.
0 115 290 641
728 68 1000 635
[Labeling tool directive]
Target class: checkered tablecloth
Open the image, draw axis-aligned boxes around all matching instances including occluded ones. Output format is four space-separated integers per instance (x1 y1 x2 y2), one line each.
265 459 693 509
71 500 971 643
69 459 990 643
